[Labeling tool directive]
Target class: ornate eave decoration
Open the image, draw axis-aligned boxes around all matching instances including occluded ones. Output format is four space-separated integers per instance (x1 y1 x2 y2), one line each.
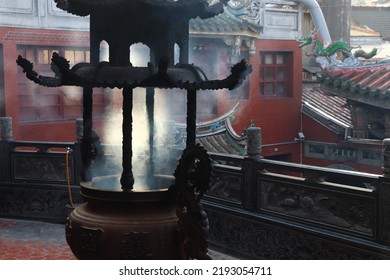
224 0 264 57
226 0 262 28
17 54 252 91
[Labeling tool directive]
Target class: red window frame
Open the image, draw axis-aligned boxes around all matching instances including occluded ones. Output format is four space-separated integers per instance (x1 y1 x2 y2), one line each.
259 52 293 98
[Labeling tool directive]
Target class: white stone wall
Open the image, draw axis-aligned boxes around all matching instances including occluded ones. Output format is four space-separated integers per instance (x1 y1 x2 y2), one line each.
0 0 303 39
261 0 302 40
0 0 89 30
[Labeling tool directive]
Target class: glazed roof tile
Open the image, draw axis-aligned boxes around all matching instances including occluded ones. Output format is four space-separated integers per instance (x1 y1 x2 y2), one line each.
198 133 244 155
175 103 246 155
302 87 352 133
190 10 262 37
319 63 390 100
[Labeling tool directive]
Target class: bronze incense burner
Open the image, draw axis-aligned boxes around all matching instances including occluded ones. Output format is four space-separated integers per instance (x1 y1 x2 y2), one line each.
17 0 251 259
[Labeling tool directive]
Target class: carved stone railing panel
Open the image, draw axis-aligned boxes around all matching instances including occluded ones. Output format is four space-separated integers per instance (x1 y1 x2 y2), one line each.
205 206 388 259
9 141 78 184
0 184 81 223
380 181 390 244
257 177 375 236
208 166 243 204
13 154 68 182
207 153 244 204
209 152 244 168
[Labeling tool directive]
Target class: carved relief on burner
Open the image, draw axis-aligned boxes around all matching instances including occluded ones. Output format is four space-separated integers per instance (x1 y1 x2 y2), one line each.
80 226 103 253
121 232 154 260
65 217 72 246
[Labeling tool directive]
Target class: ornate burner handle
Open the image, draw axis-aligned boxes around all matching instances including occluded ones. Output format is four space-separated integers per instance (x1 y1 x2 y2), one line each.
170 143 212 260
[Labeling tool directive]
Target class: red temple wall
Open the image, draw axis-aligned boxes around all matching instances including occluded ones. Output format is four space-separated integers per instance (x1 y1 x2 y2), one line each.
0 27 90 142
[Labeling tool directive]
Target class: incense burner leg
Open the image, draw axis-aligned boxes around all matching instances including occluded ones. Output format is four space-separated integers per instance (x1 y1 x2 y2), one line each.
146 87 155 186
81 86 93 181
121 87 135 190
186 89 197 147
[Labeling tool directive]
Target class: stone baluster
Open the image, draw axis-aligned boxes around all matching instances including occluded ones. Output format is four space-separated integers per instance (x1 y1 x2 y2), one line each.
0 117 12 141
246 126 261 159
243 126 262 211
0 117 12 181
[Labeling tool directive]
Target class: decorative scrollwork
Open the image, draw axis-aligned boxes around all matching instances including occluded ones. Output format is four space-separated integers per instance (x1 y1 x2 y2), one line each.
169 143 212 259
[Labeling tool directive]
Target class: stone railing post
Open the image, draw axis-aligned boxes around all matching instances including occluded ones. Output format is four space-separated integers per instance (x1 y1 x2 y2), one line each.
380 139 390 245
246 126 261 159
243 127 262 210
0 117 12 181
0 117 13 141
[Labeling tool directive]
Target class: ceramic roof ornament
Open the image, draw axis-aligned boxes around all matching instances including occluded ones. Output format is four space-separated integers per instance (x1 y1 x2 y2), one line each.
298 29 379 69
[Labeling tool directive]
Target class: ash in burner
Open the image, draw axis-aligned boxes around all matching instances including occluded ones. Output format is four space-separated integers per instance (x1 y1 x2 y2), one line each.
88 174 175 192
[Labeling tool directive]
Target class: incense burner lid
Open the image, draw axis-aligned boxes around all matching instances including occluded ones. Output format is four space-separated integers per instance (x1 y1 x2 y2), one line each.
17 53 252 90
55 0 228 18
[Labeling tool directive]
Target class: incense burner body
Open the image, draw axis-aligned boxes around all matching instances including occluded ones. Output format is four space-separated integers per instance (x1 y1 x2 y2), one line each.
66 181 180 260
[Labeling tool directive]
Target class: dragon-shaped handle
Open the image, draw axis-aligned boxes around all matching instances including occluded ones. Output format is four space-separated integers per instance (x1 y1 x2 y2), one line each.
169 143 213 260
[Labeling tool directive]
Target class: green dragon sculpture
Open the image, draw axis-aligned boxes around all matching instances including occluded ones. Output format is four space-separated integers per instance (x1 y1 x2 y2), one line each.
298 29 377 60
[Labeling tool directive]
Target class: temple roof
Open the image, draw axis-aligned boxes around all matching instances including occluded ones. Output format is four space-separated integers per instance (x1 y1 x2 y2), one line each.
197 129 246 155
318 63 390 109
175 103 247 155
302 87 352 134
55 0 228 18
190 8 262 38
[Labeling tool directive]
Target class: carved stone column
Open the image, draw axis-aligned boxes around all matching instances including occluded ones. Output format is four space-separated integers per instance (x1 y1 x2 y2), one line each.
0 117 11 181
243 126 261 211
246 126 261 159
0 117 12 141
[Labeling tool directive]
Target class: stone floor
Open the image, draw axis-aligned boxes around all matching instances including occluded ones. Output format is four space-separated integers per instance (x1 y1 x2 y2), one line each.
0 217 236 260
0 218 76 260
